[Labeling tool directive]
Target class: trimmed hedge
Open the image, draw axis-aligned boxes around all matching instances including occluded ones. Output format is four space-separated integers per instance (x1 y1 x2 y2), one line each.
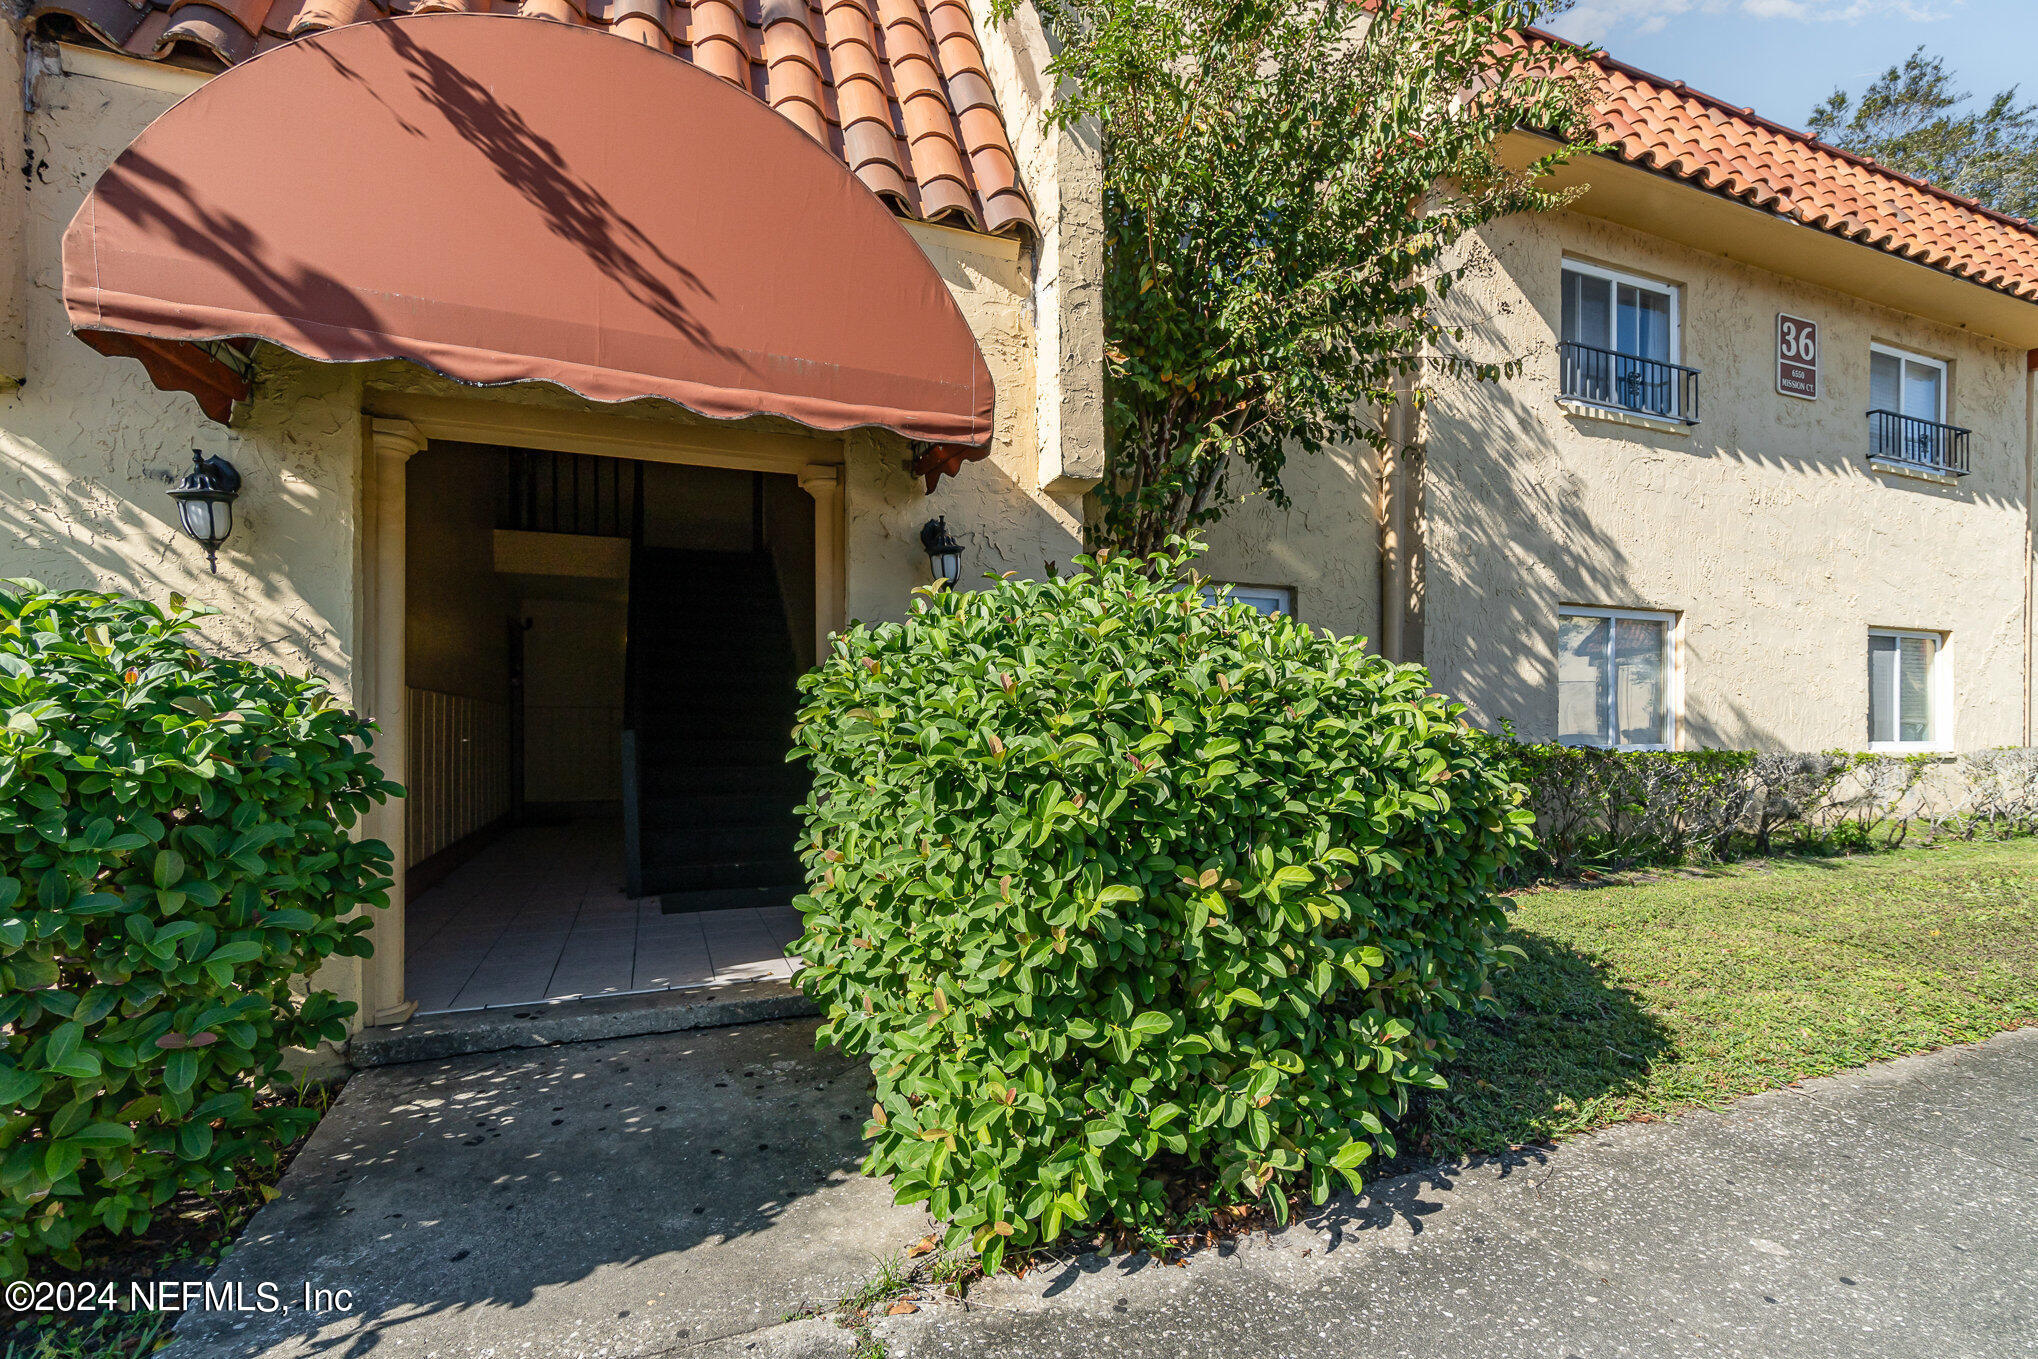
788 549 1533 1267
0 583 394 1274
1500 742 2031 878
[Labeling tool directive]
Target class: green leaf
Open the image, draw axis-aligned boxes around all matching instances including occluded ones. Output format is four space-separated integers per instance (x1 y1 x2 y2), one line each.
1268 864 1313 893
1127 1011 1172 1038
152 850 186 890
48 1051 102 1081
44 1021 84 1069
1331 1139 1371 1170
43 1139 82 1182
73 1122 135 1148
0 1068 42 1105
163 1050 200 1096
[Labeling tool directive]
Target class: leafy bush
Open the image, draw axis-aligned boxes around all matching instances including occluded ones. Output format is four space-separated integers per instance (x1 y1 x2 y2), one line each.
1955 748 2038 838
0 583 393 1274
789 549 1533 1268
1500 743 1962 878
1509 745 1753 874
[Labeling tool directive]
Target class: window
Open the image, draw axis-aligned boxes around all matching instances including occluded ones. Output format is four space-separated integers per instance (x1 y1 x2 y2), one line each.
1557 607 1675 750
1558 261 1697 422
1562 262 1676 362
1868 630 1941 749
1869 344 1945 423
1868 344 1967 474
1202 584 1292 616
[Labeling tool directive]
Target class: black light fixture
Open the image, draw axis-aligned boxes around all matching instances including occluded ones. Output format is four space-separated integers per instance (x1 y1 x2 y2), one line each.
920 517 963 587
167 450 241 573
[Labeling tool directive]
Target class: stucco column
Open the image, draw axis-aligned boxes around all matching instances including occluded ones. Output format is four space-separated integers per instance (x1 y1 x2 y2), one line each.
1379 376 1425 666
800 464 846 658
0 38 27 388
363 418 423 1027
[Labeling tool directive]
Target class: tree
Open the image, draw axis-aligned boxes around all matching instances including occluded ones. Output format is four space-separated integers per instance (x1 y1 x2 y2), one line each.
1002 0 1598 554
1809 48 2038 221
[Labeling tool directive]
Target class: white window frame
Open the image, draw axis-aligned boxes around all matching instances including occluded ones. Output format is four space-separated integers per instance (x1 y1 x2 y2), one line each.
1557 605 1681 752
1868 343 1949 423
1561 259 1682 364
1867 627 1948 753
1202 583 1293 616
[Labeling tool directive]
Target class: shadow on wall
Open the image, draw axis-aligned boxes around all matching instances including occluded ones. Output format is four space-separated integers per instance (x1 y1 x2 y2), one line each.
1424 334 1791 752
1198 442 1378 641
0 412 350 680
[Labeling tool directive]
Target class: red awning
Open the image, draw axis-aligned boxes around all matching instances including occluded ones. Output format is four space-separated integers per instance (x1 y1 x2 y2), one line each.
61 12 994 447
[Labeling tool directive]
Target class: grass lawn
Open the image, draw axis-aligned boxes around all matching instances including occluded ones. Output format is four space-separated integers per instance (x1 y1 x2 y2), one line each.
1423 837 2038 1156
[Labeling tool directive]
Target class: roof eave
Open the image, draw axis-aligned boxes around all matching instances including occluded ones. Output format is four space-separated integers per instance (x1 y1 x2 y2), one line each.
1509 130 2038 350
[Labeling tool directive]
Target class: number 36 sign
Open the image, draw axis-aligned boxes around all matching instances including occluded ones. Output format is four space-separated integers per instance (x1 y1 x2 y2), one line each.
1777 313 1818 399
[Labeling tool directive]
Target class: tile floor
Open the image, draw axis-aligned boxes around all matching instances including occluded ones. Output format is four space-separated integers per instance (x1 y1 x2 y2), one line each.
404 820 803 1014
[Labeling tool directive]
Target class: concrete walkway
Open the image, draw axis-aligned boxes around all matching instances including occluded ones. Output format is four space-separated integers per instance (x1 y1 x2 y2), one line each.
167 1025 2036 1359
161 1019 931 1359
882 1026 2038 1359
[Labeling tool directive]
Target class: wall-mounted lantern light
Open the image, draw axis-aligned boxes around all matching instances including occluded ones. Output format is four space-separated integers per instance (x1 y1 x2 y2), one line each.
920 517 963 587
168 450 241 573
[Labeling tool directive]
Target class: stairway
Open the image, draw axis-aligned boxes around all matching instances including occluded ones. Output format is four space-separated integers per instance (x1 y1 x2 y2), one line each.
622 548 810 911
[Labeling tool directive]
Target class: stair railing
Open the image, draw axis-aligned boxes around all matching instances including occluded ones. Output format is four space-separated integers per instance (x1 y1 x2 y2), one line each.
621 542 648 898
621 727 644 898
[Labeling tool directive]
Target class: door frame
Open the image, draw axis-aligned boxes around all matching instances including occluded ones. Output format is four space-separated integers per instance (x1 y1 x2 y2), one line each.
355 391 846 1026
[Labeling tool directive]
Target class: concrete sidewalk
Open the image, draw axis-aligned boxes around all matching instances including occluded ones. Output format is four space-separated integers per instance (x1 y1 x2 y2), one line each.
161 1019 931 1359
164 1022 2035 1359
880 1026 2038 1359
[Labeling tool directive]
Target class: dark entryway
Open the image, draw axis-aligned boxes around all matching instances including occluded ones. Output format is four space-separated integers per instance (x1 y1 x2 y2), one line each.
622 548 810 907
401 443 814 1013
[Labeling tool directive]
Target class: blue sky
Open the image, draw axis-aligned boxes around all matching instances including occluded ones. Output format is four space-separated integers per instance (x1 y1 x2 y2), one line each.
1537 1 2038 133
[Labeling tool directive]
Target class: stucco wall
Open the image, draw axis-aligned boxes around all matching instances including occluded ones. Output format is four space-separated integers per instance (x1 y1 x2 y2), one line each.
852 225 1085 623
1 35 28 386
2 59 367 693
965 0 1106 493
1194 449 1382 640
1423 207 2032 751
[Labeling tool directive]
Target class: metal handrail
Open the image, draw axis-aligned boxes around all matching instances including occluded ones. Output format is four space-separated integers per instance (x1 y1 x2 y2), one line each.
1867 409 1971 477
1558 340 1701 425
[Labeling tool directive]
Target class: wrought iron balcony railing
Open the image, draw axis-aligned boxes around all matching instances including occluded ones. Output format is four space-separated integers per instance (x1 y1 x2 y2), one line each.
1558 341 1701 425
1868 409 1971 477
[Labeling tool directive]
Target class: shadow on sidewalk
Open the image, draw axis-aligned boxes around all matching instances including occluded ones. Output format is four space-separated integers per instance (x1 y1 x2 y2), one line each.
161 1018 930 1359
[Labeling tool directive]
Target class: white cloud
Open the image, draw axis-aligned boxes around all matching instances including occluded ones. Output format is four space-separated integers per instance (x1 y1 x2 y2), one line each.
1552 0 1959 41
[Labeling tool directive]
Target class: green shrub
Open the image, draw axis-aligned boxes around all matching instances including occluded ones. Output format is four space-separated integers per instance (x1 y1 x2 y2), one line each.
1497 743 1954 880
789 548 1533 1268
0 583 393 1274
1505 743 1755 877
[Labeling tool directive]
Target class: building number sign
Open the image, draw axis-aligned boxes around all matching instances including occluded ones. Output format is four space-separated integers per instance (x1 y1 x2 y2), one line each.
1777 313 1818 399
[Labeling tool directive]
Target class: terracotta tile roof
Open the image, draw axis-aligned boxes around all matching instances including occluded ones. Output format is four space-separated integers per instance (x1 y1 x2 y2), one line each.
29 0 1035 237
1532 30 2038 304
